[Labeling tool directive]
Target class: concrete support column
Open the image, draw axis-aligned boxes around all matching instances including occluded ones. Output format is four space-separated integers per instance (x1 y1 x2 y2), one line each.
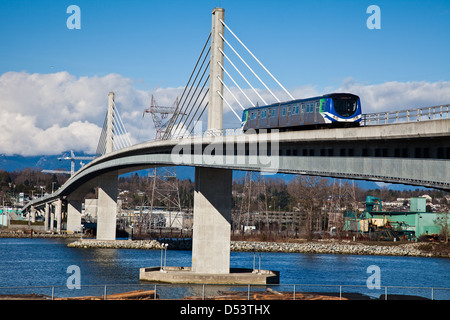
67 198 83 233
96 171 118 240
30 206 36 223
50 204 55 231
192 167 232 274
54 199 62 234
44 203 50 232
207 7 225 131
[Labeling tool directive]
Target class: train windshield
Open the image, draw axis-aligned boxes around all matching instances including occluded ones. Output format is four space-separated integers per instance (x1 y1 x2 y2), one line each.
333 96 358 117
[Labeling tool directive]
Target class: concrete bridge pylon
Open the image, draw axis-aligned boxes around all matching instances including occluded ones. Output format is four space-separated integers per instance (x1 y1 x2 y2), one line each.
192 7 233 275
96 92 118 240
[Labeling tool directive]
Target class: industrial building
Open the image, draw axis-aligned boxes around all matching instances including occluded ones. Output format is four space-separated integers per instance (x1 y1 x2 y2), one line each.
345 196 444 241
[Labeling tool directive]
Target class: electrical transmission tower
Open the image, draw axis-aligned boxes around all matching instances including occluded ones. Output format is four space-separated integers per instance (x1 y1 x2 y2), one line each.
236 172 269 234
327 179 358 236
143 95 179 139
141 95 183 235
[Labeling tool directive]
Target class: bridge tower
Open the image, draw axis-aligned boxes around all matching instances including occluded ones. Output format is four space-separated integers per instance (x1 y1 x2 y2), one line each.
191 7 233 274
207 7 225 132
96 92 119 240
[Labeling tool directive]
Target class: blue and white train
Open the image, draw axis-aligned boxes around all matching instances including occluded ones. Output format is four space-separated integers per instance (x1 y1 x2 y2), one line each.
241 93 362 132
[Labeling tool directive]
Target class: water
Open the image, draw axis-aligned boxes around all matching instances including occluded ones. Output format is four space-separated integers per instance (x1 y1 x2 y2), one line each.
0 238 448 299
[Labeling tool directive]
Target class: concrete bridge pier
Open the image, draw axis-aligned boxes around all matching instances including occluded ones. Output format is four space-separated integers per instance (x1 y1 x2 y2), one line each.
67 197 83 233
192 167 232 274
44 203 50 232
30 206 36 223
96 171 118 240
54 199 62 233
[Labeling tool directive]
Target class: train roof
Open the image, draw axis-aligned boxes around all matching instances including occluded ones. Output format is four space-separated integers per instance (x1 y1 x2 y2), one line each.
244 93 360 111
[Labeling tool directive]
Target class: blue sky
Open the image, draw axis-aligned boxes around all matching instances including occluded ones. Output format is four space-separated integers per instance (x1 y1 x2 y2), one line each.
1 0 449 91
1 0 448 190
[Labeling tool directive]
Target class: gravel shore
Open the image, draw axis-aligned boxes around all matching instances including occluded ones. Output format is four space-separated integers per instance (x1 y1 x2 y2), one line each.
66 239 443 258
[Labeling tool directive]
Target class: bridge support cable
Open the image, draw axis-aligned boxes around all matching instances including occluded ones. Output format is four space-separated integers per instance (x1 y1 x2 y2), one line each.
219 32 280 103
95 99 132 156
112 101 132 150
96 113 108 156
181 87 210 137
219 47 267 105
163 33 212 140
172 60 211 138
217 89 241 121
219 18 295 101
164 33 211 139
188 101 209 136
218 61 253 107
217 73 245 111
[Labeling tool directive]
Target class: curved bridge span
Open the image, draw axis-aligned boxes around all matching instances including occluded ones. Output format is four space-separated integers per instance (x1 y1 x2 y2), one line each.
26 118 450 212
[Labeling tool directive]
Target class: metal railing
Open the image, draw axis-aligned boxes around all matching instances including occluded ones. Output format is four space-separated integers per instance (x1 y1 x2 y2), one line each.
165 128 245 140
145 104 450 142
0 283 449 300
362 104 450 126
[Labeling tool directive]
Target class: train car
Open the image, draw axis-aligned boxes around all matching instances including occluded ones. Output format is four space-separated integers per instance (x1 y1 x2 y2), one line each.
241 93 361 132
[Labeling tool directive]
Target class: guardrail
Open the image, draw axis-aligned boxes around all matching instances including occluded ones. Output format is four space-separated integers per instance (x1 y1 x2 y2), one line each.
1 283 449 300
145 105 450 142
362 104 450 126
167 128 245 140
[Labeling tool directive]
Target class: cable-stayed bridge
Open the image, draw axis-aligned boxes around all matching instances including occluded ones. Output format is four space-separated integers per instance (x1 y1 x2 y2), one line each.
21 8 449 283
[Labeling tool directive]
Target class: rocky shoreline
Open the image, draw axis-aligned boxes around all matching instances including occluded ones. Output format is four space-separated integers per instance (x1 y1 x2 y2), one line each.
66 238 448 258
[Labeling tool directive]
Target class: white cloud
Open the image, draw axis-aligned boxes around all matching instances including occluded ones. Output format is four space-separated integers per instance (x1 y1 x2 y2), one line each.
336 78 450 113
1 71 449 157
0 71 167 156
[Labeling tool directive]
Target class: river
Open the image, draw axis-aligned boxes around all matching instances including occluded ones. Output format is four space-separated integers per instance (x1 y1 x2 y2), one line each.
0 238 448 299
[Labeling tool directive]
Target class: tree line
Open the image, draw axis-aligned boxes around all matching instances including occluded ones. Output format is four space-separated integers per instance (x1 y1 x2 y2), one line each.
2 168 447 212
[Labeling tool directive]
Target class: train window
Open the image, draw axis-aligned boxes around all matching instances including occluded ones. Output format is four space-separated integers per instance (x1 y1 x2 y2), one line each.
250 112 255 120
261 109 267 119
282 107 286 116
301 104 305 113
288 106 291 116
333 96 358 117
